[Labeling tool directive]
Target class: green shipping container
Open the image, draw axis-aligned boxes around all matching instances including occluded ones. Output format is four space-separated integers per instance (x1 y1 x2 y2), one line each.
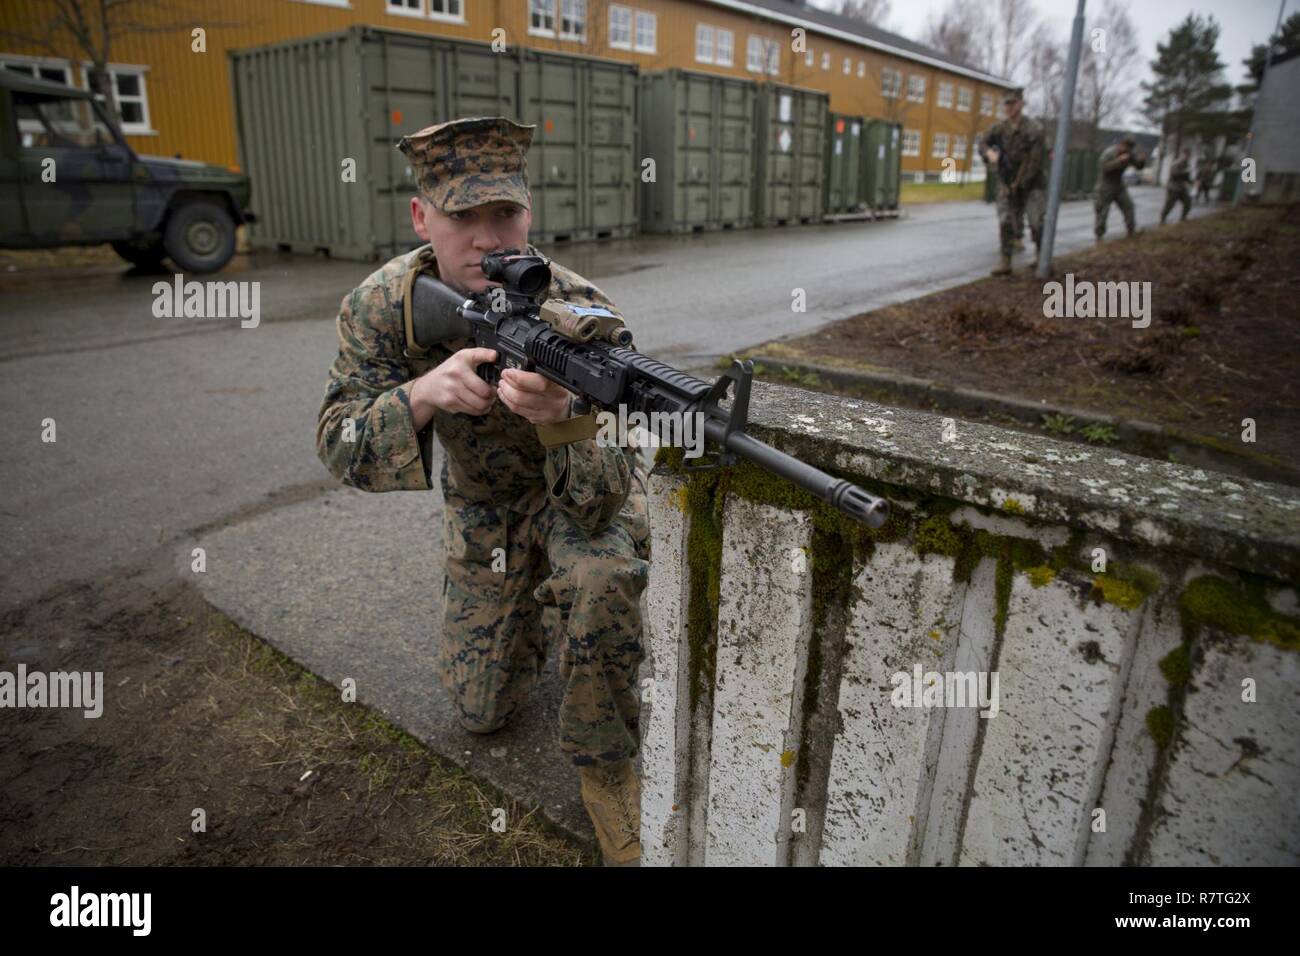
1061 148 1098 199
637 69 757 233
516 49 637 243
864 120 901 215
824 112 869 219
230 26 637 261
754 83 828 226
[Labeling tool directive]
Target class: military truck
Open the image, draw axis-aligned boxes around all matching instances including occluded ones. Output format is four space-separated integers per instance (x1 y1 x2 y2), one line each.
0 69 253 272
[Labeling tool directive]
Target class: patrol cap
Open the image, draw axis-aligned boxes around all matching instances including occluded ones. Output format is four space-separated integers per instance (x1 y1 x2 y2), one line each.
397 116 535 213
1121 134 1136 146
1002 88 1023 103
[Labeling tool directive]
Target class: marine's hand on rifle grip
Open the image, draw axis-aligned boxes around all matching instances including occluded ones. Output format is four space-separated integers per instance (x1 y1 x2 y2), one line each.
413 347 498 418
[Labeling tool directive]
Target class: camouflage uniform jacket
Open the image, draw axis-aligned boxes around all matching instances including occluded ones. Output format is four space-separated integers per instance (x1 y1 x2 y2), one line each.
978 116 1047 190
315 243 647 541
1168 157 1191 188
1098 144 1145 189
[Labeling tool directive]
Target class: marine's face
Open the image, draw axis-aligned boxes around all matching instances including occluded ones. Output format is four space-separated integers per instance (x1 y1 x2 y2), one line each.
1005 97 1023 120
411 196 532 295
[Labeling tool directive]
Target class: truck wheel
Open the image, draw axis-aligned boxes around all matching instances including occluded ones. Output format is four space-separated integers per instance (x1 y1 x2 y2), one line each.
162 200 236 273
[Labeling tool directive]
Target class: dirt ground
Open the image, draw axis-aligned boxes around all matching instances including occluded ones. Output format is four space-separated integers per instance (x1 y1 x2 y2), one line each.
0 565 593 867
750 204 1300 475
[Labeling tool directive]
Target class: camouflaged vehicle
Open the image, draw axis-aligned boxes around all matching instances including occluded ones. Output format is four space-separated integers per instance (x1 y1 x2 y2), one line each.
0 69 253 272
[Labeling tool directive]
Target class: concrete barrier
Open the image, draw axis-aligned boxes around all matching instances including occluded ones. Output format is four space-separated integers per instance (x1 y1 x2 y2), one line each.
641 382 1300 866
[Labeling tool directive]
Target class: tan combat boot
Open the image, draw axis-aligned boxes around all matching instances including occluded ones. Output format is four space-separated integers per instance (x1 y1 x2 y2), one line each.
578 758 641 867
990 254 1012 276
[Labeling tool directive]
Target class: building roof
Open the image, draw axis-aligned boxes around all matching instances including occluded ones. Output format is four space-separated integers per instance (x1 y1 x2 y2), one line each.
702 0 1018 88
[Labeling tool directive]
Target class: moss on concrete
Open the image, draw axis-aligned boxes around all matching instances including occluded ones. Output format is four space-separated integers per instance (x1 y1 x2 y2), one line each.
1092 575 1146 610
1146 705 1175 750
1027 565 1057 588
1179 575 1300 651
1158 643 1192 686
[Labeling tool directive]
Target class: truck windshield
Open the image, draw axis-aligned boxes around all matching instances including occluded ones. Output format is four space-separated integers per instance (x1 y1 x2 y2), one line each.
14 93 118 149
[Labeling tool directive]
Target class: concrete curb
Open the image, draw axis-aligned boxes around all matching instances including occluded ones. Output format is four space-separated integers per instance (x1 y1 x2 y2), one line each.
743 354 1300 488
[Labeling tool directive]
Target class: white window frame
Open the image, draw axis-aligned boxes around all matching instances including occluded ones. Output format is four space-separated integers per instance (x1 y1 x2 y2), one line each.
3 55 78 136
529 0 556 37
715 29 733 67
931 133 949 158
747 35 764 73
609 5 632 49
957 86 972 112
902 128 920 156
857 60 865 78
880 68 901 98
386 0 424 18
980 92 993 116
429 0 464 20
953 135 967 159
906 74 925 103
696 24 714 64
77 61 153 135
937 81 954 109
821 51 830 71
1 54 74 87
633 10 656 53
558 0 586 41
842 56 851 75
765 39 779 75
804 48 813 67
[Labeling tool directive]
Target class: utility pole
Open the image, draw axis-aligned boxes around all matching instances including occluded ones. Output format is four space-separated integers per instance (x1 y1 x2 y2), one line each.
1037 0 1087 279
1235 0 1288 207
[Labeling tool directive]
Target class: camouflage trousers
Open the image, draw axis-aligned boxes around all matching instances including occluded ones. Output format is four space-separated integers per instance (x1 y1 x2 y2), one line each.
437 481 651 767
1095 185 1136 237
995 181 1045 255
1161 186 1191 223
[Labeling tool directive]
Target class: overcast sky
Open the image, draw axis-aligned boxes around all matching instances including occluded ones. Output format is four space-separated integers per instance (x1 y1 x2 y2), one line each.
807 0 1288 96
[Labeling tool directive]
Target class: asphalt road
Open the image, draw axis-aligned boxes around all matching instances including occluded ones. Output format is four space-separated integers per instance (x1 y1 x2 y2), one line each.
0 185 1200 610
0 186 1213 843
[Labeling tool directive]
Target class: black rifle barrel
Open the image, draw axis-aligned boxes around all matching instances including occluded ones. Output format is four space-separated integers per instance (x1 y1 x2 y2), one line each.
704 420 889 528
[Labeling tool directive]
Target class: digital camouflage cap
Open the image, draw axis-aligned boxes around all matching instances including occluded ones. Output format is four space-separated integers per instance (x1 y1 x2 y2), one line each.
397 116 534 212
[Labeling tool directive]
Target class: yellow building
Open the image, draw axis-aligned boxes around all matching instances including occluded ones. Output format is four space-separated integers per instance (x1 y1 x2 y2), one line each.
0 0 1013 178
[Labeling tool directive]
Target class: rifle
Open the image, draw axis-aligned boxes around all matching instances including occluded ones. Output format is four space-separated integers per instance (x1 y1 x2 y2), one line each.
407 250 891 529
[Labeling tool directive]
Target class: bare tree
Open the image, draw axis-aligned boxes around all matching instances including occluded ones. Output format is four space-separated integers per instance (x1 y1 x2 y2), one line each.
989 0 1037 81
837 0 895 32
1 0 214 135
921 2 985 70
1076 0 1139 148
921 0 1039 84
1026 22 1067 125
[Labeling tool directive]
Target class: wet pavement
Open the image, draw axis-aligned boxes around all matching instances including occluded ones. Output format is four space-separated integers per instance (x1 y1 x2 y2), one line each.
0 187 1211 843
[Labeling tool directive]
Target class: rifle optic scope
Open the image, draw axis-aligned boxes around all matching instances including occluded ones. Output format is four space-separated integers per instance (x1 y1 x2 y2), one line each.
481 250 551 297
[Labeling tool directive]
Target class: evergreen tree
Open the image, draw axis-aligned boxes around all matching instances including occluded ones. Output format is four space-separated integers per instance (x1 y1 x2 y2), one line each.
1241 11 1300 91
1141 14 1234 155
